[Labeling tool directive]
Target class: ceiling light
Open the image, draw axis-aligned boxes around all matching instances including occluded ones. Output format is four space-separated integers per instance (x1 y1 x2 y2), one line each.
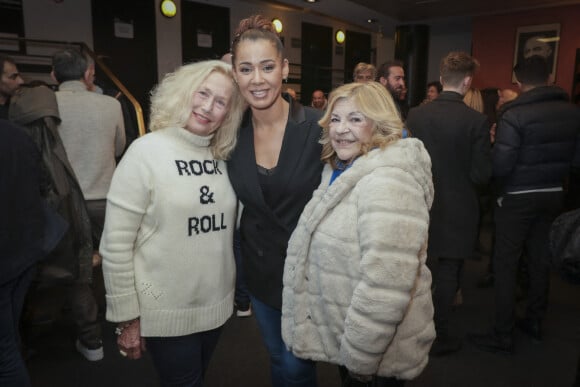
160 0 177 18
272 18 283 34
335 30 345 44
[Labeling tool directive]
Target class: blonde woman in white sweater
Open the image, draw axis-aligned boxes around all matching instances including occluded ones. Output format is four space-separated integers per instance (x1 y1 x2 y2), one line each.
282 82 436 386
100 60 245 387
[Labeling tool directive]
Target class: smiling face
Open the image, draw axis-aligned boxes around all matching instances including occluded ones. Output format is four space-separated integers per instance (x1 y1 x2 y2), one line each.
184 71 233 136
311 90 326 109
233 39 289 111
329 98 373 163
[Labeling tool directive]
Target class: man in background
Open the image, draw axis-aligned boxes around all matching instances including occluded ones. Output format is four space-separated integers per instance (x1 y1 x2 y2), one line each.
424 80 442 103
378 60 407 119
470 55 580 354
406 51 492 356
311 89 327 110
0 55 24 119
52 48 125 361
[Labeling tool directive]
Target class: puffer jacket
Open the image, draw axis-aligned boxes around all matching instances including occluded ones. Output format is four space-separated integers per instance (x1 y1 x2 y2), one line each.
282 138 435 380
493 85 580 194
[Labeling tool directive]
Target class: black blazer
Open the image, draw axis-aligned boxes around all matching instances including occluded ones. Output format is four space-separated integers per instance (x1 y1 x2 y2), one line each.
228 95 323 309
406 91 492 259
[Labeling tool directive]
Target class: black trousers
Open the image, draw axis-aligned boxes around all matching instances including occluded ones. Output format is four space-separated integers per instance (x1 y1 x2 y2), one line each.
338 366 405 387
493 191 563 335
147 327 222 387
431 257 464 337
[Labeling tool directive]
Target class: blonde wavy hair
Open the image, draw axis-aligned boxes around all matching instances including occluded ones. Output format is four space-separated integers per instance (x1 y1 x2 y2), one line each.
319 82 403 168
149 60 245 160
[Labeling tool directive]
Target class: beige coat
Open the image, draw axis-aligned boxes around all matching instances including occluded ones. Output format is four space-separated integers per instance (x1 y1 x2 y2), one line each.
282 138 435 380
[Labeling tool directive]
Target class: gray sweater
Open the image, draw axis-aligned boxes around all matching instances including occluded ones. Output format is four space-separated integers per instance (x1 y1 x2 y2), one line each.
56 80 125 200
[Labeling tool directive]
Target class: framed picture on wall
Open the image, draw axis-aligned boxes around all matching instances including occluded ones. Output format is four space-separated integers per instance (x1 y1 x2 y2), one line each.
512 23 560 83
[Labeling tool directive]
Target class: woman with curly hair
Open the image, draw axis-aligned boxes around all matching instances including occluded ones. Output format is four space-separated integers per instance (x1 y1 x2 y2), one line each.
100 60 245 387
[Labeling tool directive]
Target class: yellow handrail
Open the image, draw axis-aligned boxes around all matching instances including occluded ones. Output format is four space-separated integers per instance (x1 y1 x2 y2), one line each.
80 43 146 137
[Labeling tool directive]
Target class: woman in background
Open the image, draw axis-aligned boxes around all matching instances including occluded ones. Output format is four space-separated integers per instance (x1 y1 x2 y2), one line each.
227 14 323 387
463 87 484 113
282 82 435 387
100 60 245 387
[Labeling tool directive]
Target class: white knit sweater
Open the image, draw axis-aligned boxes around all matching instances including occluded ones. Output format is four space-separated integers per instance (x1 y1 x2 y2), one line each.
100 126 236 337
282 138 435 379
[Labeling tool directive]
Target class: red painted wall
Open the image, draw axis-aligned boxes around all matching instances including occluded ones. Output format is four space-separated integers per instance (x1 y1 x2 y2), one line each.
472 5 580 95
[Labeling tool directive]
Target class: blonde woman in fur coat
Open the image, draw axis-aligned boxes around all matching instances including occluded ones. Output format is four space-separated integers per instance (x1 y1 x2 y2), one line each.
282 82 435 386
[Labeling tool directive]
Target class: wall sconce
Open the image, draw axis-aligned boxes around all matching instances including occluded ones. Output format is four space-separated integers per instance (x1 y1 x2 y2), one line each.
272 18 283 34
160 0 177 18
335 30 345 44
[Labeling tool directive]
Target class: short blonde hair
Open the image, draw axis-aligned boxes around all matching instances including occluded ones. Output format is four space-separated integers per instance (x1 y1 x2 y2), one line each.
319 82 403 168
149 60 245 160
353 62 377 81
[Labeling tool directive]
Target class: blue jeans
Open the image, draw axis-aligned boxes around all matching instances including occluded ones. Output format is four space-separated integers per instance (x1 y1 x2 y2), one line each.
146 327 222 387
250 296 317 387
0 265 36 387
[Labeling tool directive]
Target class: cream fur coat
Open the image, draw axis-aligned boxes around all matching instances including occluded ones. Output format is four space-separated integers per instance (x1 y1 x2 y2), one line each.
282 138 435 380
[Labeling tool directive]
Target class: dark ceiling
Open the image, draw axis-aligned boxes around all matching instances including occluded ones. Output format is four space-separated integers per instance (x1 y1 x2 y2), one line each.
351 0 580 22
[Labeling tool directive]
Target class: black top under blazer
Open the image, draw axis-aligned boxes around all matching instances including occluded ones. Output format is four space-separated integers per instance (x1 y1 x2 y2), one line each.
406 91 492 259
227 95 323 309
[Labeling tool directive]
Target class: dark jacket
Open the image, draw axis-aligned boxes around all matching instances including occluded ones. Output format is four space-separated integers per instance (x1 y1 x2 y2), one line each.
9 86 93 283
550 208 580 284
0 119 44 285
227 95 323 309
493 86 580 194
406 91 492 258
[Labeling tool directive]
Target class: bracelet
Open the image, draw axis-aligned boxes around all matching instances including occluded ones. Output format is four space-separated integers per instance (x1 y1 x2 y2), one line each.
114 318 139 336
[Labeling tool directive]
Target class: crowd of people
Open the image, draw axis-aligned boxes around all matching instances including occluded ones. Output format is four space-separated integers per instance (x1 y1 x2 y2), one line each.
1 12 580 387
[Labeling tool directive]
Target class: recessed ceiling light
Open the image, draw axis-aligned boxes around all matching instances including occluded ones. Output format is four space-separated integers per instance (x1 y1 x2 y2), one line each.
305 0 318 3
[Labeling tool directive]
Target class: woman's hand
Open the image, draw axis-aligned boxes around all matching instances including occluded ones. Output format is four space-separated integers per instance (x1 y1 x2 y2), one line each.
117 319 146 360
